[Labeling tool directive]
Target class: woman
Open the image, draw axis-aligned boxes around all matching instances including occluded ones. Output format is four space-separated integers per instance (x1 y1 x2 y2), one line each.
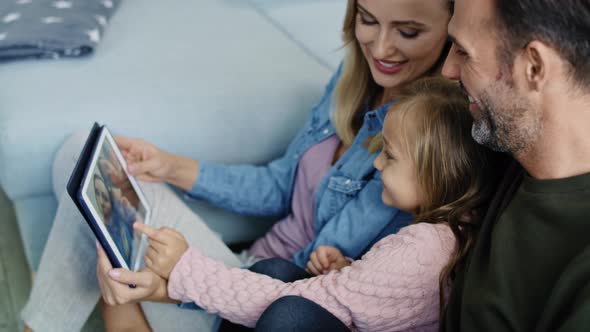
21 0 453 331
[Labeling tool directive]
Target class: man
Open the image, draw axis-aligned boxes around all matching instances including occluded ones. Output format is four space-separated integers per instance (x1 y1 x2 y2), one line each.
443 0 590 330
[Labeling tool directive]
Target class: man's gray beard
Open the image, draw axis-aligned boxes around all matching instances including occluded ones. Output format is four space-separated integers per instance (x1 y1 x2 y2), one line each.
471 109 508 152
470 82 538 155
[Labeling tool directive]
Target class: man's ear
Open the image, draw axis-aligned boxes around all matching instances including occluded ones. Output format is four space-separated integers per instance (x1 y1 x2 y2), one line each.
521 40 558 92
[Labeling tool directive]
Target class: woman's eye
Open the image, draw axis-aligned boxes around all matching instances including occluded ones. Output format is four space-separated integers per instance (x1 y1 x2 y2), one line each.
399 29 419 39
359 13 377 25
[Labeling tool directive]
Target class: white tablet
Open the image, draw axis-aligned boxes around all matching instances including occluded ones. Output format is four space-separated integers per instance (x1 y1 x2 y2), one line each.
78 126 151 271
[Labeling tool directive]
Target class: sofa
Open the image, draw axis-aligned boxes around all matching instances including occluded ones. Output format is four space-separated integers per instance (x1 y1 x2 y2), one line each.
0 0 345 271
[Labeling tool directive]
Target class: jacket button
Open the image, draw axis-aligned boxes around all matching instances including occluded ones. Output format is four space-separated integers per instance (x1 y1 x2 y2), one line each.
323 129 330 135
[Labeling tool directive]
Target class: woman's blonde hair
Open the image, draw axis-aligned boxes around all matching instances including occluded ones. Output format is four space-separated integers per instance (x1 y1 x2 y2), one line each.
377 77 506 327
332 0 378 146
333 0 453 146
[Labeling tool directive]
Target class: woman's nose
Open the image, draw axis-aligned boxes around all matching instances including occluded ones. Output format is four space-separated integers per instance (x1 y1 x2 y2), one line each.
371 29 395 60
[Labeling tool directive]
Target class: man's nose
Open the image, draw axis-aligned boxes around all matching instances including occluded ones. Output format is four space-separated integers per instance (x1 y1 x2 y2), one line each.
442 44 461 81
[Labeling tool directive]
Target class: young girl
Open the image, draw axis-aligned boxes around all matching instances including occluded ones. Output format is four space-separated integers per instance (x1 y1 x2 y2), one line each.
98 77 505 331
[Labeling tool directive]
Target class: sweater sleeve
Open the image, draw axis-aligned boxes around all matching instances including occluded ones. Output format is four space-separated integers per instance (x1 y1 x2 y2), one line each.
167 223 455 331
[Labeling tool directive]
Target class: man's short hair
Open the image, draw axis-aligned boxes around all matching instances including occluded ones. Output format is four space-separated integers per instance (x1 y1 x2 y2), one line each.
493 0 590 89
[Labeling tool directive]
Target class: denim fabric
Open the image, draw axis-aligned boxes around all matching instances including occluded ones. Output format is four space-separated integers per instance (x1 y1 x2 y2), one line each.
255 296 351 332
218 258 312 332
248 258 312 282
187 63 413 268
219 296 351 332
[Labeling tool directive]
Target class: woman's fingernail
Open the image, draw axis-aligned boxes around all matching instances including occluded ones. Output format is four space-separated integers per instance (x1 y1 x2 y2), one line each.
128 164 135 172
109 270 121 279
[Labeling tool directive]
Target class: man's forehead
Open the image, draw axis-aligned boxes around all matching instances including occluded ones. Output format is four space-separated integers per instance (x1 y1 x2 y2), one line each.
449 0 495 47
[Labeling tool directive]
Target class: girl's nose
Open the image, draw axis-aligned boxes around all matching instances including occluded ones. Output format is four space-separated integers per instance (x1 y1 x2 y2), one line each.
373 152 384 170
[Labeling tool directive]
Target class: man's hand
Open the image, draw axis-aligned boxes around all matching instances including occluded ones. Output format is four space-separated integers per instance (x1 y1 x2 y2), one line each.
305 245 351 275
134 223 189 280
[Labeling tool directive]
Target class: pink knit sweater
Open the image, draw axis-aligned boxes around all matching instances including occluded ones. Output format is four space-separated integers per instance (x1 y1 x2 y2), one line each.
168 223 455 332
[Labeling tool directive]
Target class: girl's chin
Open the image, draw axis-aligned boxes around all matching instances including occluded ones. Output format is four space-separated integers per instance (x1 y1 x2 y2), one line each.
381 193 394 207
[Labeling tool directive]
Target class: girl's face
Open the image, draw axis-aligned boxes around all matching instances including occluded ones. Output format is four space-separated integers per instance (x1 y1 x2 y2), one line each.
355 0 450 94
373 111 421 213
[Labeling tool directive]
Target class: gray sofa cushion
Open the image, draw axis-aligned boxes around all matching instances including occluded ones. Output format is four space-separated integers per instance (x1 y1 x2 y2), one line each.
0 0 121 61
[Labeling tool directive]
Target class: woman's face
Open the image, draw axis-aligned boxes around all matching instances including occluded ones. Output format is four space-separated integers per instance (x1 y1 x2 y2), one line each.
355 0 450 93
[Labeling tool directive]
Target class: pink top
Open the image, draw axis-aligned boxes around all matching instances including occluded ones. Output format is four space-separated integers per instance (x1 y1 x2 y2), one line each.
168 223 456 332
248 135 340 259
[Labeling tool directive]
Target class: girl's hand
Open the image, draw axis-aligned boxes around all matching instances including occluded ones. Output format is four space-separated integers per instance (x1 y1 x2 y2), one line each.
134 223 189 280
114 136 199 191
96 241 175 305
306 245 351 275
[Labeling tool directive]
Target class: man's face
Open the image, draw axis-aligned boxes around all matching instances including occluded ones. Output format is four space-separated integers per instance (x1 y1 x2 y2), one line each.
443 0 541 155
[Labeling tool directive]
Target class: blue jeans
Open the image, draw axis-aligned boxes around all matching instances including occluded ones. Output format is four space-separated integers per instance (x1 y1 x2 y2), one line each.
248 258 312 282
256 296 351 332
218 258 349 332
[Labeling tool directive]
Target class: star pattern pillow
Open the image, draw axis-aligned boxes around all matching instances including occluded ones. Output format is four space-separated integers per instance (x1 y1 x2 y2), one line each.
0 0 121 61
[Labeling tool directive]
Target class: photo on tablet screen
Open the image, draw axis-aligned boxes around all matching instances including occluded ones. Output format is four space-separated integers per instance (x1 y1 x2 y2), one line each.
84 132 148 269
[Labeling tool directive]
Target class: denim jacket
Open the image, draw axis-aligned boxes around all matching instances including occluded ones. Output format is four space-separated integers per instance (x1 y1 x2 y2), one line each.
187 64 413 268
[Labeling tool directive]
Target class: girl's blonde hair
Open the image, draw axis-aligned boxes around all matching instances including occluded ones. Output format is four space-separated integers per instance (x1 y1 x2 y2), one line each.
377 77 506 327
333 0 453 146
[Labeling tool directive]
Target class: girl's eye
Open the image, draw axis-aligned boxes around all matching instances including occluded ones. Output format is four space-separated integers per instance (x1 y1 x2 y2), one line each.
399 29 419 39
359 13 377 25
385 150 395 160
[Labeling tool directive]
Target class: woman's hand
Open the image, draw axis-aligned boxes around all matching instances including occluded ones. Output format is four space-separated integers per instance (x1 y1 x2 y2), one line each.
114 136 200 191
134 223 189 280
114 137 176 183
96 241 177 305
306 245 351 275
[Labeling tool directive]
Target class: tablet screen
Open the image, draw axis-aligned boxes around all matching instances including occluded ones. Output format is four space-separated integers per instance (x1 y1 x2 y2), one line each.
81 127 151 270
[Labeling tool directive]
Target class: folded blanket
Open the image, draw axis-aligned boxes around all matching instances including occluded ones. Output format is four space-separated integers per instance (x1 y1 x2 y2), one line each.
0 0 121 61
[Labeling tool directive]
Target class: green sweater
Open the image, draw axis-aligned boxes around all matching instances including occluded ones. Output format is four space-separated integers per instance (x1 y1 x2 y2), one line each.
444 161 590 331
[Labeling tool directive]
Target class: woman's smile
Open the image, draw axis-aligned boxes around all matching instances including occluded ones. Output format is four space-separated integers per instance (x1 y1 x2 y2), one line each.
373 57 408 74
